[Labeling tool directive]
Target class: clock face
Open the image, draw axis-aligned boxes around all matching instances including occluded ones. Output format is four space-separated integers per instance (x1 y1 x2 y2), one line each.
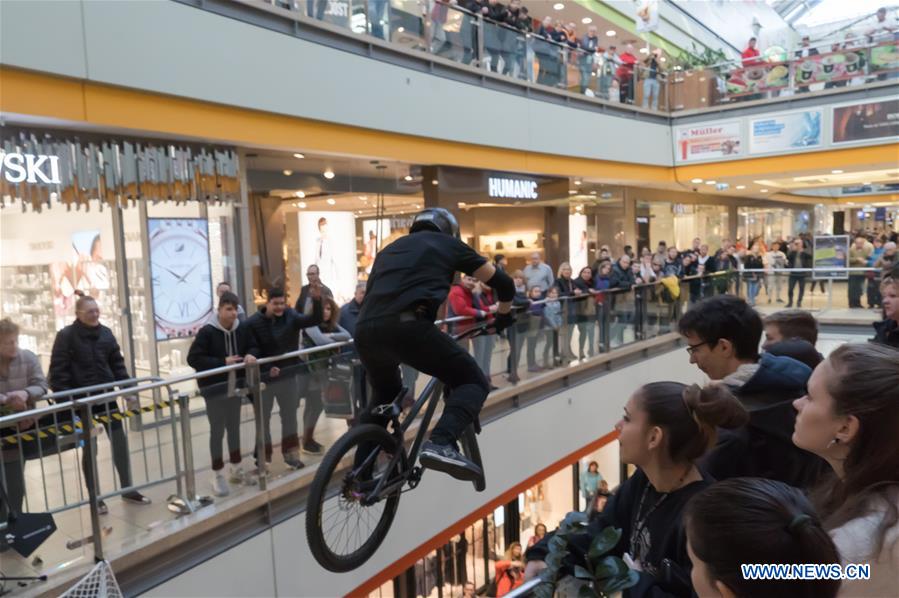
149 220 213 337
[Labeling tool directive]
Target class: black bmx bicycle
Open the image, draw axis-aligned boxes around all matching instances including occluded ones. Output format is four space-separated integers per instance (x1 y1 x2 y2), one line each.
305 324 490 573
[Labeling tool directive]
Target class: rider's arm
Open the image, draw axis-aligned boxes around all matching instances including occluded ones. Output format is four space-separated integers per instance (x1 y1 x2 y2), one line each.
473 263 514 314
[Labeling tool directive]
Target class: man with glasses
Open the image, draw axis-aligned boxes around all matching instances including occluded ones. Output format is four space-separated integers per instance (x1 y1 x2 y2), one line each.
295 265 333 315
678 295 826 490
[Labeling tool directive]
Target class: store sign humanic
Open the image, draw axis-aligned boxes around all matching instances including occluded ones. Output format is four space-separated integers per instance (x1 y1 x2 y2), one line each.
0 152 61 184
488 176 539 200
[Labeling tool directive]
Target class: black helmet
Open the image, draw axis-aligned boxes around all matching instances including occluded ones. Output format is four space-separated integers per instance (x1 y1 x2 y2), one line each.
410 207 460 239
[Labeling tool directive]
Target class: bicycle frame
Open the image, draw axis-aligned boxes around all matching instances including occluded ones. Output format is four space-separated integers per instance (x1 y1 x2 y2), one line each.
353 323 492 504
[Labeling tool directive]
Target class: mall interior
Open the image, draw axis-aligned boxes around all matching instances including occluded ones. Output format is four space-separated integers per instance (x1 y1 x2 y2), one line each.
0 0 897 596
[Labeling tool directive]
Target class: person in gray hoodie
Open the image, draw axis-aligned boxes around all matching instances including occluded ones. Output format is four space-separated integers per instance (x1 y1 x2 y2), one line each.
188 292 259 497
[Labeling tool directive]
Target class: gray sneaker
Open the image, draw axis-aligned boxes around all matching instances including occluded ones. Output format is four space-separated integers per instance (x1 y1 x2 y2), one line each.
419 441 482 482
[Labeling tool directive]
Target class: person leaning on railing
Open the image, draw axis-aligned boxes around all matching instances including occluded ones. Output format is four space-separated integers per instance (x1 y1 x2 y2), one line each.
0 318 47 526
48 292 150 512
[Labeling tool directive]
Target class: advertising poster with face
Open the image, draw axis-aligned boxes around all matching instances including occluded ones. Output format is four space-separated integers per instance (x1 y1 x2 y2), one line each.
568 213 589 273
360 218 392 275
299 212 356 305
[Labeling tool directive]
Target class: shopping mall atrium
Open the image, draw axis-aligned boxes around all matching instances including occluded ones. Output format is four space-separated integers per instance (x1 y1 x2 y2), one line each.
0 0 897 596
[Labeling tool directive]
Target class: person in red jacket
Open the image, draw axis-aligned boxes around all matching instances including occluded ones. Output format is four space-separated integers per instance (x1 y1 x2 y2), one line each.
741 36 762 66
616 43 637 104
495 542 525 596
448 275 495 335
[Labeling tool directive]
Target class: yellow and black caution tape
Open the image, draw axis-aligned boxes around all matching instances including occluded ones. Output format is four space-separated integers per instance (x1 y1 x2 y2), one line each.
1 399 173 445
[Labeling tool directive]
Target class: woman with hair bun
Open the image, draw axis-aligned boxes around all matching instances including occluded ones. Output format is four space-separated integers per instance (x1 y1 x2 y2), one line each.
526 382 749 597
793 342 899 597
685 477 840 598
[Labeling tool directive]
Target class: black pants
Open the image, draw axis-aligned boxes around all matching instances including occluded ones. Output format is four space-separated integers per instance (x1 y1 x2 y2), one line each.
355 316 489 445
788 275 806 306
848 275 865 308
202 385 243 471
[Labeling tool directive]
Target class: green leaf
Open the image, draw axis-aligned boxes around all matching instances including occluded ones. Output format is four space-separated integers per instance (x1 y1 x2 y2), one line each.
594 556 628 581
600 569 641 594
588 526 622 558
578 584 599 598
573 565 594 580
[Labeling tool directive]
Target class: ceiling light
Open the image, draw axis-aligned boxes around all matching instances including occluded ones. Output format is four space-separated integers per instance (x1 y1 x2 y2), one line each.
831 169 844 174
736 185 746 190
326 198 336 205
863 181 872 185
705 180 717 185
691 178 703 183
296 201 307 209
848 202 855 206
760 189 769 193
639 47 649 54
569 190 577 194
397 26 405 33
404 175 413 181
606 30 616 37
590 190 597 195
358 195 368 201
293 153 305 159
295 191 305 198
323 169 335 179
413 204 421 209
283 169 293 176
574 180 582 186
581 17 592 24
431 179 439 186
660 57 667 62
553 2 564 9
575 205 583 212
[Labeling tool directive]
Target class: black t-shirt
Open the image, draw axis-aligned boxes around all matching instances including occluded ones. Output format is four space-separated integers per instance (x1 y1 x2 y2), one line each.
358 231 487 323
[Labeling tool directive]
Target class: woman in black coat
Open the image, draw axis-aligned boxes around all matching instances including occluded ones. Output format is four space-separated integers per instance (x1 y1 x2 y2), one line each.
49 293 150 510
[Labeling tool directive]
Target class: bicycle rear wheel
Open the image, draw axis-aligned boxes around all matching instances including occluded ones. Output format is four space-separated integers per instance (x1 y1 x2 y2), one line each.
306 424 403 572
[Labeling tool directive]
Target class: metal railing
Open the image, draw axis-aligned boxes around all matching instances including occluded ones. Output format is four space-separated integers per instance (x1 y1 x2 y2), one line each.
255 0 899 113
0 268 884 589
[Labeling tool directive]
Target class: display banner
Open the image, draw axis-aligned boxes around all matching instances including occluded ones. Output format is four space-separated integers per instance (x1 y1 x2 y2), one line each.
869 41 899 73
568 214 588 273
813 235 849 280
435 167 569 204
148 218 213 340
791 48 865 85
299 212 357 305
832 99 899 144
725 62 790 96
675 121 742 162
749 110 822 154
635 0 659 33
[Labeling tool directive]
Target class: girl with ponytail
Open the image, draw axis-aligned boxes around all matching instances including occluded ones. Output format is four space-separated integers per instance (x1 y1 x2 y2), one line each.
526 382 748 597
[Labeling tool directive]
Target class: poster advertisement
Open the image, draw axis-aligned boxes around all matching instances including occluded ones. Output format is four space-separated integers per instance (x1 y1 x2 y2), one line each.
675 121 742 162
299 211 356 305
869 41 899 73
749 110 822 154
634 0 659 33
148 218 213 340
360 218 391 275
568 214 588 273
726 62 790 96
832 99 899 144
813 235 849 280
791 49 866 85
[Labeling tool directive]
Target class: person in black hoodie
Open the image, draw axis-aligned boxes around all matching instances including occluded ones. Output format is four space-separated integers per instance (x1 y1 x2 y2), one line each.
785 238 812 308
871 276 899 349
526 382 748 597
188 291 260 497
677 295 827 489
49 292 150 512
245 286 322 471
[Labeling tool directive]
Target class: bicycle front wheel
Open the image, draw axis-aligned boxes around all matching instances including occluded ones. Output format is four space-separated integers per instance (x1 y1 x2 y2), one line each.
305 424 403 572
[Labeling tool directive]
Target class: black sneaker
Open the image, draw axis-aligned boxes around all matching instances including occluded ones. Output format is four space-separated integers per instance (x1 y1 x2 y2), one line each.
419 440 482 482
302 439 325 455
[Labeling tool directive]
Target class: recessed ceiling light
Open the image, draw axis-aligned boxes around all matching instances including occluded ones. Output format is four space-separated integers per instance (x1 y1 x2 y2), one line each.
569 190 577 194
404 175 413 181
297 201 307 209
413 204 421 209
705 180 717 185
575 205 583 211
660 57 667 62
691 178 703 183
863 181 872 185
397 26 405 33
326 198 336 205
606 30 616 37
295 191 305 198
581 17 592 24
431 179 439 186
736 185 746 190
323 169 335 179
553 3 564 10
574 180 582 186
283 169 293 176
590 190 597 195
358 195 368 201
831 169 843 174
293 153 305 159
760 189 769 193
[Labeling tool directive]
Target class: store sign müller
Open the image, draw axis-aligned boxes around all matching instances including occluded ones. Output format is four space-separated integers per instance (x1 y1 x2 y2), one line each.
0 152 61 184
488 176 539 200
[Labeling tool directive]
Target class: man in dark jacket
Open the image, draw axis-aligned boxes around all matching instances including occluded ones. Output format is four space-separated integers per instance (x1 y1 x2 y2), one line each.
49 293 149 510
609 255 637 345
246 287 322 470
188 292 260 497
786 238 813 308
295 264 333 315
678 295 827 489
339 283 366 337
